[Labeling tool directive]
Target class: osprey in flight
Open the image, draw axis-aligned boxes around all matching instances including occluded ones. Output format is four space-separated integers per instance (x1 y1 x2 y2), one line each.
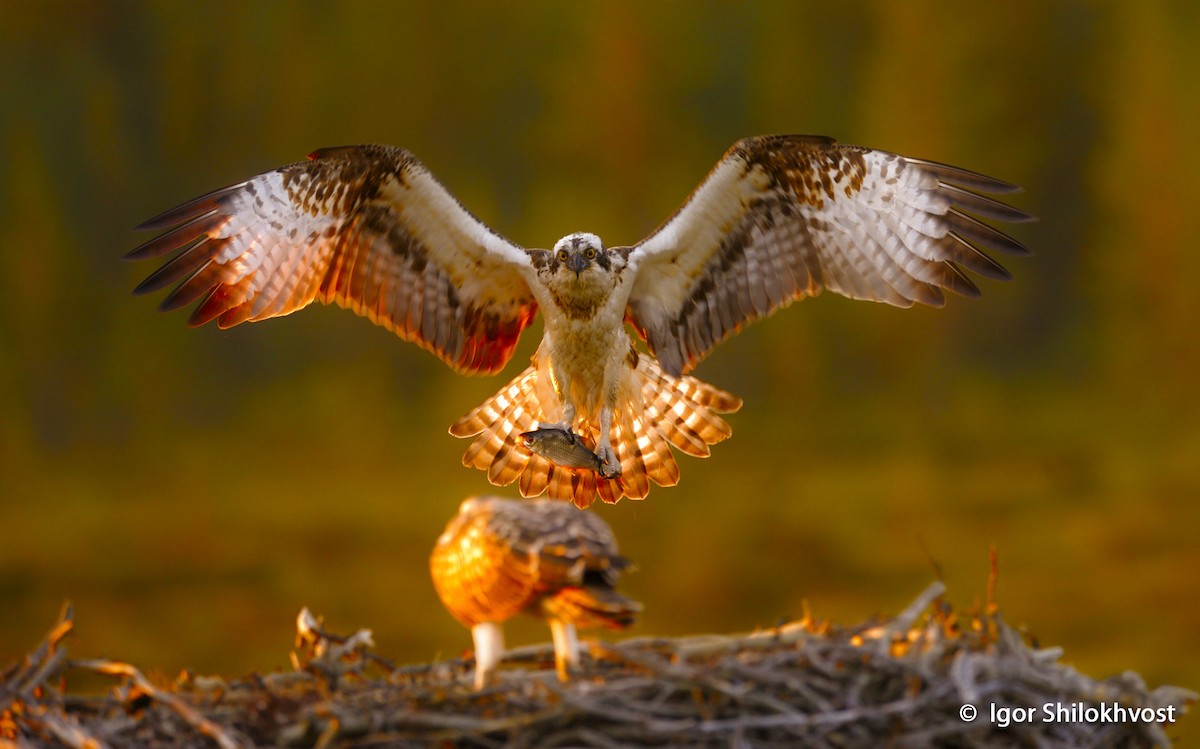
430 496 640 688
130 135 1031 507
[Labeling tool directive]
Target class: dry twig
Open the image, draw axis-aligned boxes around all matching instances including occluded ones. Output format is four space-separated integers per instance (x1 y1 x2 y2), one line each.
2 584 1193 748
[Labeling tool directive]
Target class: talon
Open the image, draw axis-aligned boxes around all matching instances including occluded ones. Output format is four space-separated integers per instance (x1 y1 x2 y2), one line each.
597 446 621 479
537 420 573 433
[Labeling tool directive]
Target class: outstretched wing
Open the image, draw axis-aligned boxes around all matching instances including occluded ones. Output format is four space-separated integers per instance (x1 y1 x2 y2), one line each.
129 145 539 375
622 135 1034 377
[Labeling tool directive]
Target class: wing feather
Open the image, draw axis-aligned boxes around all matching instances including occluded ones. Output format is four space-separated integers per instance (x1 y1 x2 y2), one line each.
624 134 1033 376
131 145 538 375
463 498 625 591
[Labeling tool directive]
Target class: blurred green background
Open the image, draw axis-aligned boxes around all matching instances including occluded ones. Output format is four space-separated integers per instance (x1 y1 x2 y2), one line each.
2 0 1197 740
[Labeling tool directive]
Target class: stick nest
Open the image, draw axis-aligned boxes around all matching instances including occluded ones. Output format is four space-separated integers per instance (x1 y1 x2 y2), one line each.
2 583 1193 748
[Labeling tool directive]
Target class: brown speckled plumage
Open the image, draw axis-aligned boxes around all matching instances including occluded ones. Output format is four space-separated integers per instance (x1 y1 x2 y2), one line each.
430 496 639 630
130 146 536 375
430 496 639 686
131 135 1031 506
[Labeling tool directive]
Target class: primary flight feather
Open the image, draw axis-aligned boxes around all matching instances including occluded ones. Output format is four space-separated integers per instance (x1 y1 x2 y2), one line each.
130 135 1032 507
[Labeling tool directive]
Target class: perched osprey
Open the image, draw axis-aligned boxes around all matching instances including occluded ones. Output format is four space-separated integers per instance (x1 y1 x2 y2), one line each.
429 496 640 689
130 135 1032 507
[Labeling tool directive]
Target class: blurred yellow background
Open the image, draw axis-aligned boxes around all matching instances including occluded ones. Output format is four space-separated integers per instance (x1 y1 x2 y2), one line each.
2 0 1197 740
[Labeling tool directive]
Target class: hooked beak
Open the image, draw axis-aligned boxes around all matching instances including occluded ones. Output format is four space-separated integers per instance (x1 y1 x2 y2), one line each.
567 253 589 276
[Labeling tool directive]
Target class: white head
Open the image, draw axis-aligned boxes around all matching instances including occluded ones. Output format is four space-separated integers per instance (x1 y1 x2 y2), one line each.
551 232 606 277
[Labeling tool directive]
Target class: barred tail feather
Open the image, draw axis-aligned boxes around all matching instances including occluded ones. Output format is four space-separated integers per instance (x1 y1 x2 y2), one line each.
664 372 743 413
595 474 620 505
555 469 598 508
519 453 553 498
637 356 741 459
487 435 529 486
484 390 534 485
451 366 542 478
614 417 650 500
449 367 540 439
633 412 680 489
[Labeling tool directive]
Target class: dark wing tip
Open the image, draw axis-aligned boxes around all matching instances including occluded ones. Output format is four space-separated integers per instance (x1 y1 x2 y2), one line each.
939 183 1036 226
906 157 1025 194
945 264 984 299
132 266 178 296
123 244 152 261
134 181 247 232
998 241 1033 258
183 286 232 327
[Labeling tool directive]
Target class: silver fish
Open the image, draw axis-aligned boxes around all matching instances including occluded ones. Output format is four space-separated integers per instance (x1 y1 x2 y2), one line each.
520 427 605 474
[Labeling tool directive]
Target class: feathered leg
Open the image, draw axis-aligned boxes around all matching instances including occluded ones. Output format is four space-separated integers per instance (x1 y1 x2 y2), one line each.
595 405 620 478
540 359 577 432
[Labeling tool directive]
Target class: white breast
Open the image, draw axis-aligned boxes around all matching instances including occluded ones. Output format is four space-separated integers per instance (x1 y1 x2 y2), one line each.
532 286 624 414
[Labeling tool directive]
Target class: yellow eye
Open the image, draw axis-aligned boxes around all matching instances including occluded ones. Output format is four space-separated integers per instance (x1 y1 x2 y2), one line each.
584 247 596 259
557 250 569 261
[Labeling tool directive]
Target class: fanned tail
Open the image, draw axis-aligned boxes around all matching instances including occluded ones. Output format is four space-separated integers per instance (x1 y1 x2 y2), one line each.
448 356 742 508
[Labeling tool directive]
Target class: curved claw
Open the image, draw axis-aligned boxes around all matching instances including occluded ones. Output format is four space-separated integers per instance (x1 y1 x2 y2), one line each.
597 444 621 479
